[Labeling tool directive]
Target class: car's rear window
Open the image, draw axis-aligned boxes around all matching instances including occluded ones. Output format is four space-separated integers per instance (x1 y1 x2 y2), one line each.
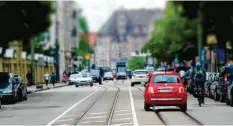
153 75 180 83
134 71 148 75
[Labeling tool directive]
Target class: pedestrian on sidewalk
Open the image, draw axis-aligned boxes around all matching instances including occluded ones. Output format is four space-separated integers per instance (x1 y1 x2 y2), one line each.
51 73 56 87
44 72 50 87
26 71 32 87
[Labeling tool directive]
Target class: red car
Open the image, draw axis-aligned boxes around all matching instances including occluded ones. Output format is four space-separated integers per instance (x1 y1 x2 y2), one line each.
143 71 187 112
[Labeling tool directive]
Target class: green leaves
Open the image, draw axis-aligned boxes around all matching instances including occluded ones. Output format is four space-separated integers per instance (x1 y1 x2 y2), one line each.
78 16 89 34
142 1 197 62
127 57 146 70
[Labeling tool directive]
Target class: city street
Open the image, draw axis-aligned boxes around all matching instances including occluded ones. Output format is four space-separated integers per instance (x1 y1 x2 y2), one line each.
1 79 233 125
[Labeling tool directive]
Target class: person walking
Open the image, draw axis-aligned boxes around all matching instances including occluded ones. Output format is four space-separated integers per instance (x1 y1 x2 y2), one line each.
51 73 56 87
26 71 32 87
44 72 50 87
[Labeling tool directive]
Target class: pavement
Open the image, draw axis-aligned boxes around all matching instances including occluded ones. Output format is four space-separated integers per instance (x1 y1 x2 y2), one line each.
27 83 70 94
1 79 233 125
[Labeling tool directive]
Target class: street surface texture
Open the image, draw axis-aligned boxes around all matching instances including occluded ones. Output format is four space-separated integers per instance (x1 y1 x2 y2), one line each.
1 79 233 125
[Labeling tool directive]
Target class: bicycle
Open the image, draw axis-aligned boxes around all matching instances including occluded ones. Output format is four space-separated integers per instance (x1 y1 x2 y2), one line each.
193 85 202 107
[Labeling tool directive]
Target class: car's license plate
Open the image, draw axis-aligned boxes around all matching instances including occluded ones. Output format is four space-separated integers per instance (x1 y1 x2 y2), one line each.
159 89 172 92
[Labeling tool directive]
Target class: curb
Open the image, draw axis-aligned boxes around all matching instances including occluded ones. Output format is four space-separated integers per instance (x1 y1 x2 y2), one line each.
27 84 71 94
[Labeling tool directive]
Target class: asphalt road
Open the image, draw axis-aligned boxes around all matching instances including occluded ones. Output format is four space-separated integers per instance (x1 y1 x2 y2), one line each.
1 79 233 125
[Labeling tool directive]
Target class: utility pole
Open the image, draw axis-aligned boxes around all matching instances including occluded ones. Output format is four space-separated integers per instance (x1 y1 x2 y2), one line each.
55 1 60 81
30 38 35 85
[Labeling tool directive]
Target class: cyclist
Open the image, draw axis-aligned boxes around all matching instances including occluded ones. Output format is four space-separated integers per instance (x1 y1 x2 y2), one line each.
194 63 206 103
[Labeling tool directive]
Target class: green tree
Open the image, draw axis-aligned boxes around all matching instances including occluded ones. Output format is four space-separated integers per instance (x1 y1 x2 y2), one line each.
142 1 197 63
76 15 93 69
128 57 146 70
0 1 54 51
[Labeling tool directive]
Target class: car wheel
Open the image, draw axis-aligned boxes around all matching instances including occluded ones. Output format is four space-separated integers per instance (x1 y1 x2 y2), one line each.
90 84 93 87
220 93 225 102
144 101 150 111
23 92 28 101
214 91 220 101
99 80 102 85
131 83 134 87
75 85 79 87
180 103 187 112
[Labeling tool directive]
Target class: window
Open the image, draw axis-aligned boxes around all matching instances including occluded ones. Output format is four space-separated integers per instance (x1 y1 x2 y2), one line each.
134 71 148 75
153 75 180 83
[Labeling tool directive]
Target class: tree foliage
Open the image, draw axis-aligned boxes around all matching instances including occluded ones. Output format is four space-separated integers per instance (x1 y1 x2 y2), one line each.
0 1 54 51
127 57 146 70
76 15 94 62
142 1 198 62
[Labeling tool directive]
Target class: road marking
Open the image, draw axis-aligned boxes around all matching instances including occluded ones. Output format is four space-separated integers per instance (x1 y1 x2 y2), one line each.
129 82 139 126
114 110 131 113
88 112 108 115
56 119 73 122
114 113 131 116
46 89 98 126
79 120 105 124
82 115 107 119
112 122 133 126
112 118 131 121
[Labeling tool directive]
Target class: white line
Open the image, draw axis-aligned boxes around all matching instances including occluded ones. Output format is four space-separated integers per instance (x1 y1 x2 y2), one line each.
46 90 98 126
112 122 133 126
79 120 105 124
114 113 131 116
88 112 108 115
112 118 131 121
56 119 73 122
82 115 107 119
129 82 139 126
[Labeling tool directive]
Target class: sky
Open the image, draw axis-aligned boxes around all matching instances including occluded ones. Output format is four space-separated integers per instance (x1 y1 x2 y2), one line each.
76 0 167 32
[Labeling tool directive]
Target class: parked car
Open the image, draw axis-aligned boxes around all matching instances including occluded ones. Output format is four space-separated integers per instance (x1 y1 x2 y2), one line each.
0 73 27 104
74 72 93 87
210 73 220 101
131 69 149 86
90 70 102 84
143 71 187 112
103 72 114 81
0 94 2 108
219 65 233 102
204 72 214 98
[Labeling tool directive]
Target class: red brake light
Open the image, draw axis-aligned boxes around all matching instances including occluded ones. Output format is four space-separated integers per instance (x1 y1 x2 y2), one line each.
179 87 185 93
148 87 154 93
224 74 227 85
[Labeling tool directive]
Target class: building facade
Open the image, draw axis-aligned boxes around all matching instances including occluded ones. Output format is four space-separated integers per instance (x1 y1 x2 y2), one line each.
45 1 82 78
95 8 163 68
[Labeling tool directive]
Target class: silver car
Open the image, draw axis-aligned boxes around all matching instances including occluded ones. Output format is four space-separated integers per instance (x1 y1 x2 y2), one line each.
74 73 93 87
68 74 80 85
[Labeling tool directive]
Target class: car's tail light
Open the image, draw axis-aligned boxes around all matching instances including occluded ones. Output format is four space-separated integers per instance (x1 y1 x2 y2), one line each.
179 87 185 93
148 87 154 93
224 73 227 85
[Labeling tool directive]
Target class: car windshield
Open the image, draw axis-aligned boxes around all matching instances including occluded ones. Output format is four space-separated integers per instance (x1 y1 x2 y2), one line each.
134 71 148 75
104 72 113 76
153 75 180 83
80 73 91 77
0 73 10 89
91 71 99 76
70 74 80 78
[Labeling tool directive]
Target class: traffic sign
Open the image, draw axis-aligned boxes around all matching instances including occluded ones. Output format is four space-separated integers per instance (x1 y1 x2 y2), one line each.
85 53 91 60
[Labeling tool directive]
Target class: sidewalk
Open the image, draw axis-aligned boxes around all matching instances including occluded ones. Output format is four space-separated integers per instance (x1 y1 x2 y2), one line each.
27 83 70 94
